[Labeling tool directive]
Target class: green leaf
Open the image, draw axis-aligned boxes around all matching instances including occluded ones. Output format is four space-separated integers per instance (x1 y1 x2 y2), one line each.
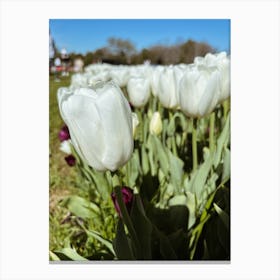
213 203 229 231
54 248 87 261
214 114 230 168
167 150 184 194
190 151 213 201
130 195 153 259
113 220 135 260
128 150 141 187
150 135 169 176
154 227 177 260
185 192 197 229
49 251 60 261
147 135 158 176
60 195 100 219
91 171 111 200
222 148 230 183
167 115 176 136
167 229 189 259
84 229 115 256
168 205 189 233
141 145 149 175
168 194 187 207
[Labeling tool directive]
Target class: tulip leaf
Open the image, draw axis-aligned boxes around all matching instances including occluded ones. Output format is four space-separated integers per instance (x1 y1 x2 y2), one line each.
60 195 100 219
113 219 135 260
167 150 184 194
130 194 153 259
167 229 189 259
92 171 111 200
153 227 177 260
168 194 187 207
146 135 158 176
54 247 87 261
214 114 230 168
49 251 60 261
213 203 229 231
170 192 197 230
167 115 176 136
128 151 141 187
222 148 230 183
84 229 115 256
190 151 213 201
151 135 169 175
141 145 149 176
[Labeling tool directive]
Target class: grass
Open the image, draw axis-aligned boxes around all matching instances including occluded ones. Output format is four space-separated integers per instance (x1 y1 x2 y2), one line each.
49 74 81 251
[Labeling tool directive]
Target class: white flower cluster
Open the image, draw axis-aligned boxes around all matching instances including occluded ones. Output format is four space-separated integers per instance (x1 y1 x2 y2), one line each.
70 52 230 117
57 52 230 172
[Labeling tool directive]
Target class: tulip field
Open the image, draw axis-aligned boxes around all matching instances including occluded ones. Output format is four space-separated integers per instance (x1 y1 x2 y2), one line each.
49 52 230 261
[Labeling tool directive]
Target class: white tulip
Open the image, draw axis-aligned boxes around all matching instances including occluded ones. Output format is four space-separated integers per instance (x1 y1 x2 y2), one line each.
149 112 163 136
59 140 72 155
127 76 150 108
110 67 129 88
57 81 134 172
70 73 89 88
194 52 230 103
173 65 186 105
178 65 220 118
158 66 179 109
150 65 164 97
216 55 230 103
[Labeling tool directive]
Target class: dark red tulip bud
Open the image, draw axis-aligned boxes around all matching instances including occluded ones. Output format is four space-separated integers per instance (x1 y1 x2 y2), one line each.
59 125 70 141
65 155 76 166
111 187 134 217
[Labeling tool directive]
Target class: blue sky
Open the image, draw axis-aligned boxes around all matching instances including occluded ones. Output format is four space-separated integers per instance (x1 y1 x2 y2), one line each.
50 19 230 55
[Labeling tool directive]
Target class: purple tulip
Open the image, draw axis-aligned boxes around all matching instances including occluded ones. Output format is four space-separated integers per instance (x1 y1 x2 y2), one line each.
65 155 76 166
59 125 70 142
111 187 134 217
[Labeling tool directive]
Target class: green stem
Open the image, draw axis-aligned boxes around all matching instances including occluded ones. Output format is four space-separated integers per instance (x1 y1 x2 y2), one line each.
112 173 120 188
192 118 198 172
136 108 143 143
171 135 178 157
152 96 157 112
209 112 215 153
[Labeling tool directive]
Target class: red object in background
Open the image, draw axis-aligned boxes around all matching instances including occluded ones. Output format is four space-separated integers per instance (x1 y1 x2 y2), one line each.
56 66 63 72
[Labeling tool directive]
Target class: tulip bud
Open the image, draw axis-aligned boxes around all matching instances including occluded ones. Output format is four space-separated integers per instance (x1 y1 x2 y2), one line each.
111 186 134 217
59 140 72 155
57 81 134 172
149 112 163 136
65 155 76 166
127 76 150 108
58 125 70 141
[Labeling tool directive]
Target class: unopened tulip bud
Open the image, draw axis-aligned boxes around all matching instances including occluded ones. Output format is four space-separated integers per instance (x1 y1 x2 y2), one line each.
149 112 162 136
59 140 72 155
111 186 134 217
58 125 70 141
65 155 76 166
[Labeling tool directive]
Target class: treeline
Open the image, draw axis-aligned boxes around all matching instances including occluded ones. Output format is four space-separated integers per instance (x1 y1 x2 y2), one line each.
64 37 216 66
